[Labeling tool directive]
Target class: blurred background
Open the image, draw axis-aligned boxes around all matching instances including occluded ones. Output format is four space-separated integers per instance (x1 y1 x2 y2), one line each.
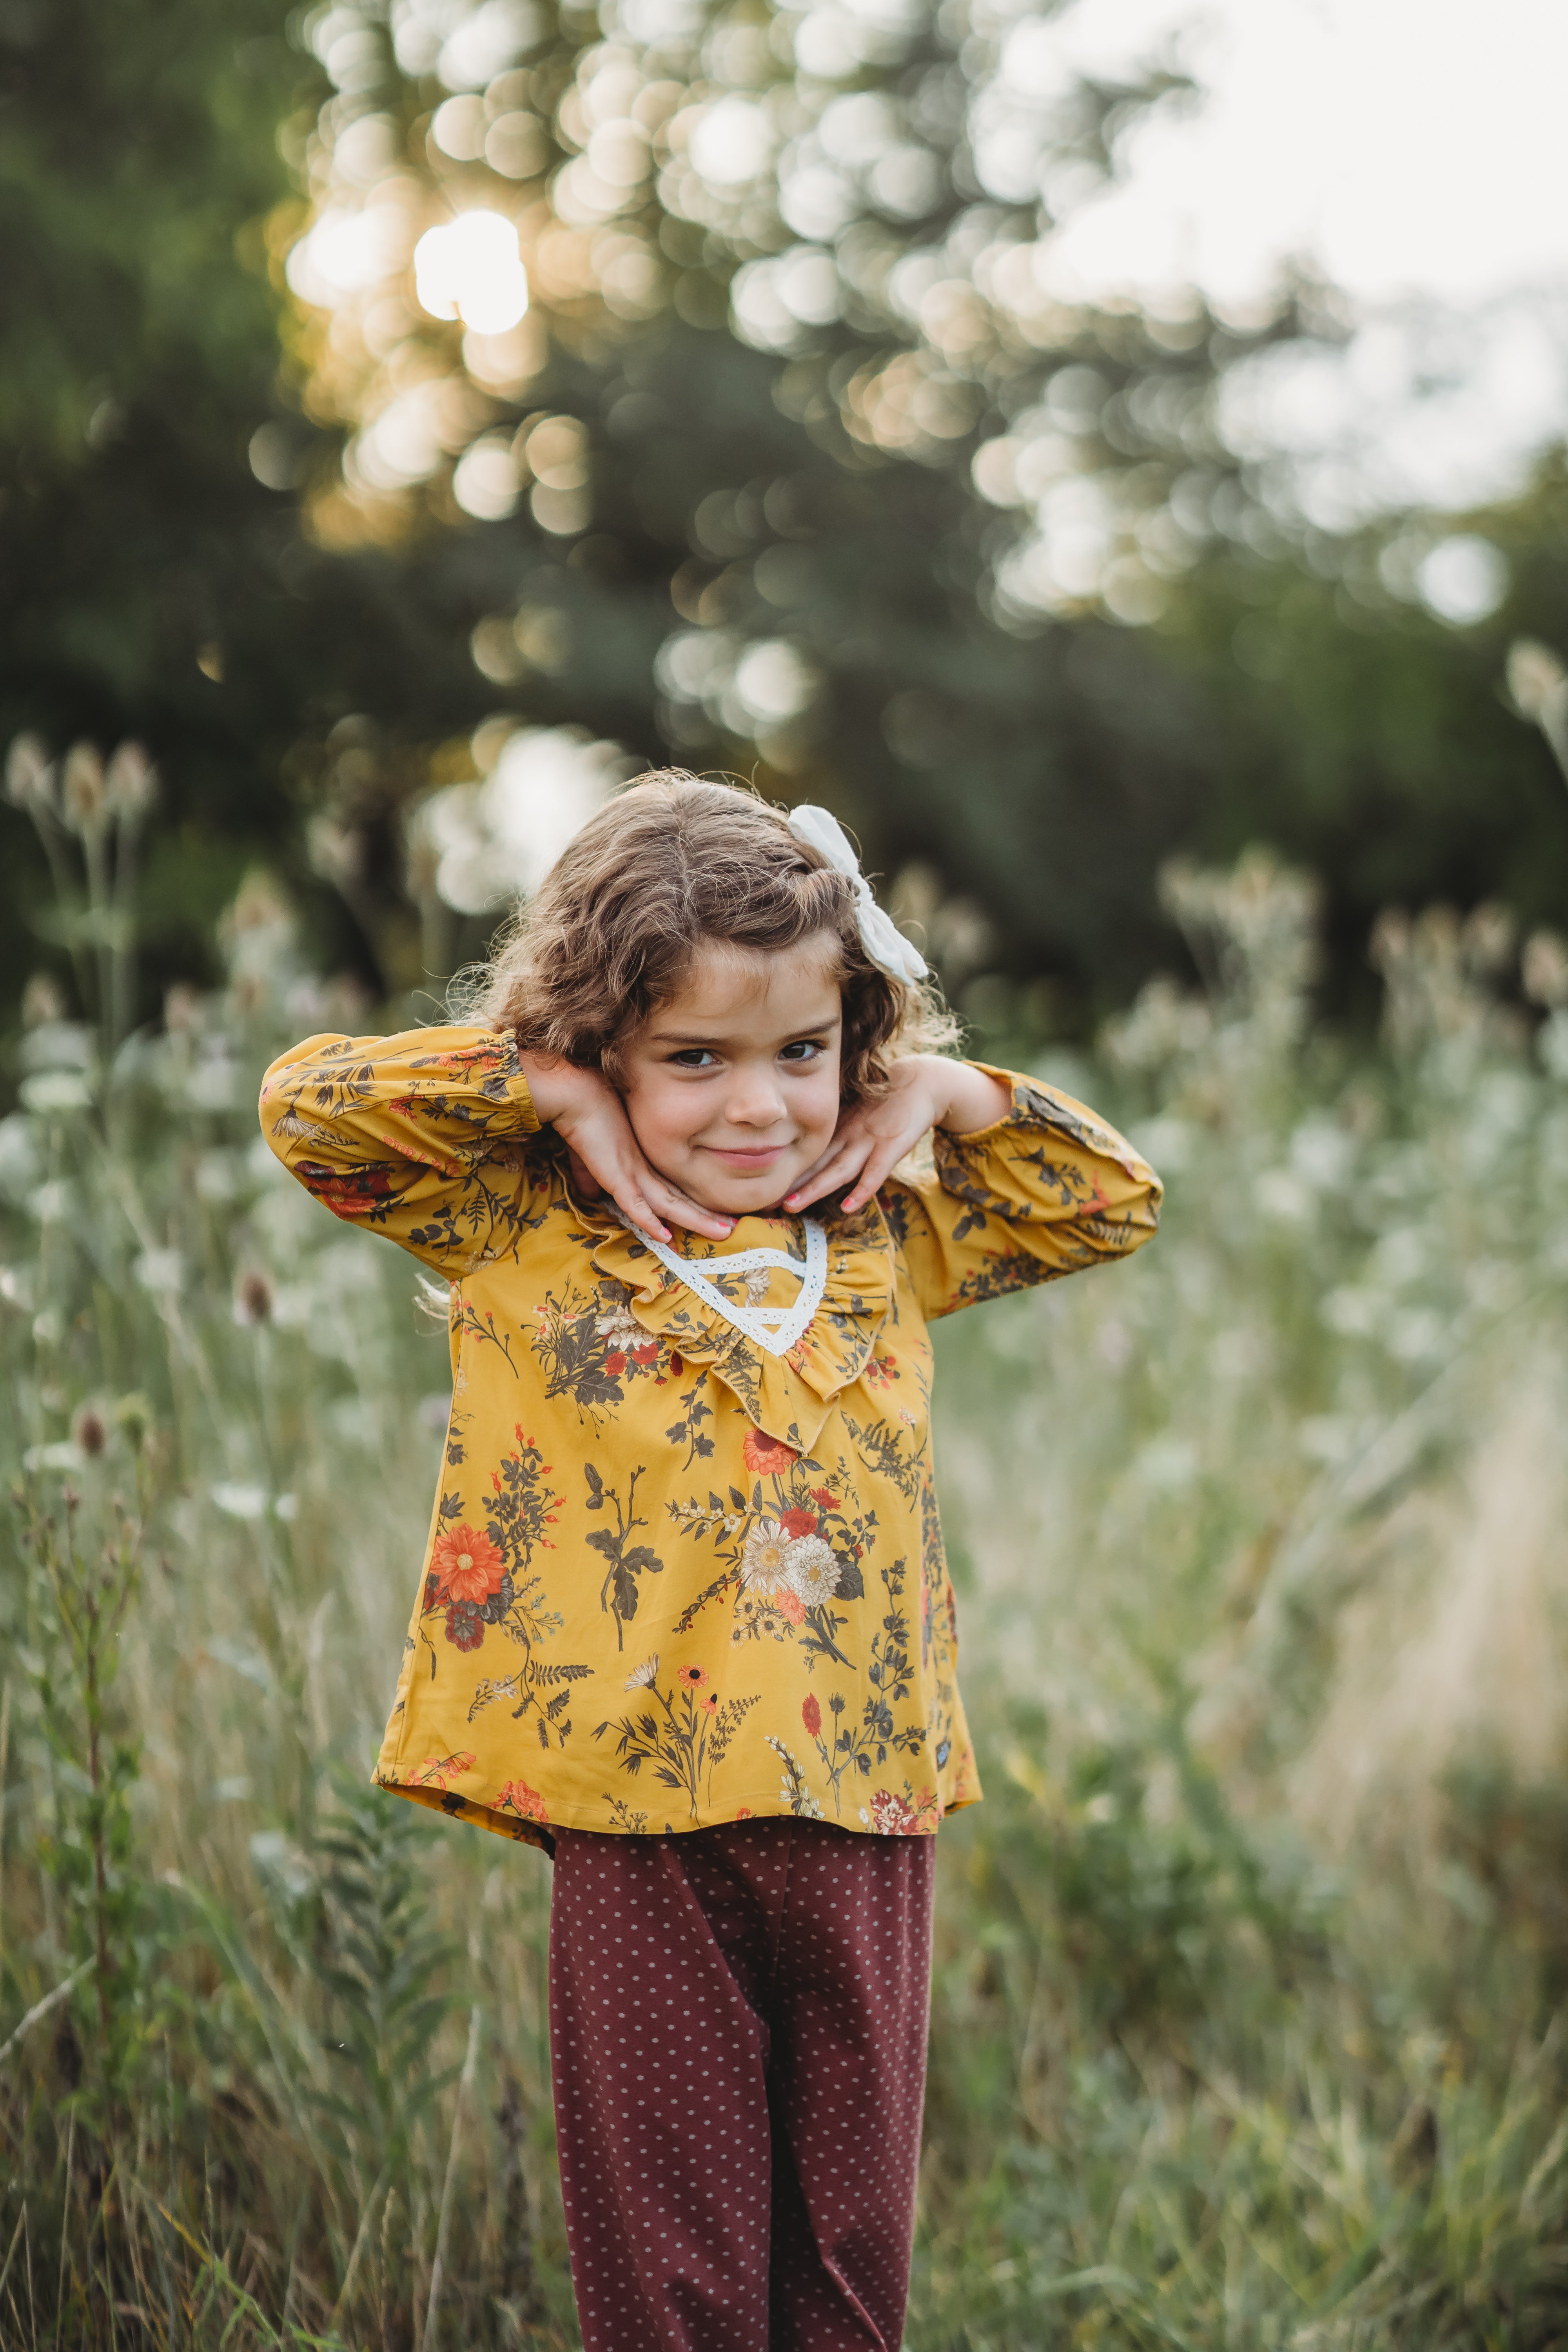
7 0 1568 2344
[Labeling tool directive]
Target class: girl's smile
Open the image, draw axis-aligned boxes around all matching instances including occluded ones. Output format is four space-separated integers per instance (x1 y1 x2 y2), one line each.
617 934 845 1217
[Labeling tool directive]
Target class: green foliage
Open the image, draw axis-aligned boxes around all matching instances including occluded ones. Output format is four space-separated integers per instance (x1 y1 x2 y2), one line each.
9 0 1568 1044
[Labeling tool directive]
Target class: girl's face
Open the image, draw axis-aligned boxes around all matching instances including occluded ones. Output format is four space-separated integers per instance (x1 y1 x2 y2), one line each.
619 933 844 1216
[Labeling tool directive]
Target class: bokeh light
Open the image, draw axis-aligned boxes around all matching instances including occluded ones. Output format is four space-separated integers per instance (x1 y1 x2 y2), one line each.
413 210 529 333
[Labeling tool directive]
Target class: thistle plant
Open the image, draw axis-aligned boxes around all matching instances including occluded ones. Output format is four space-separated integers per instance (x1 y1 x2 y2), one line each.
4 734 158 1060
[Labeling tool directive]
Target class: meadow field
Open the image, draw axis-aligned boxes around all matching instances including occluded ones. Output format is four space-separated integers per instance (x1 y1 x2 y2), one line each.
5 848 1568 2349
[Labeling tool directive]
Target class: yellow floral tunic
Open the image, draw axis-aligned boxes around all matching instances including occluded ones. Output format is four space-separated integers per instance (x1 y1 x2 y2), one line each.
260 1027 1160 1852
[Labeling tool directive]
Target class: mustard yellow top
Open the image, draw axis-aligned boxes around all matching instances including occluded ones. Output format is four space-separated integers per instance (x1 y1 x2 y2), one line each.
259 1027 1161 1851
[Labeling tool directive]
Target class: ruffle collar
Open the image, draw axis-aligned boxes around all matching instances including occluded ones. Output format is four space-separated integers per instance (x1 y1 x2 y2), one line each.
585 1198 897 1453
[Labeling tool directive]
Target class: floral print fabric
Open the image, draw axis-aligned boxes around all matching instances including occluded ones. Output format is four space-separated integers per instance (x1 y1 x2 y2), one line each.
259 1027 1161 1851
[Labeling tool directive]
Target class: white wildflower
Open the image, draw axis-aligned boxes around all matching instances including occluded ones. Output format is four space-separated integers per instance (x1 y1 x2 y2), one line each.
624 1654 659 1691
740 1518 791 1593
782 1535 840 1606
595 1298 644 1349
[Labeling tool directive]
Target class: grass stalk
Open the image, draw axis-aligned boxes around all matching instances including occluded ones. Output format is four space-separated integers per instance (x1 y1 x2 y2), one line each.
421 2005 482 2352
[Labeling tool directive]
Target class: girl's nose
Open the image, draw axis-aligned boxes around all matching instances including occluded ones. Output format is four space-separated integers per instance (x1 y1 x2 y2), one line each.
724 1068 786 1126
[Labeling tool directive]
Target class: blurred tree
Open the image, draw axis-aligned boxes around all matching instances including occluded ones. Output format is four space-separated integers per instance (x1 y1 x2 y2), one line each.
3 0 1565 1036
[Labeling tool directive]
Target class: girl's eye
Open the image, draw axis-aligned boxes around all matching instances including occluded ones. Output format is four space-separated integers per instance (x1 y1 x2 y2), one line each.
670 1049 718 1069
780 1040 825 1063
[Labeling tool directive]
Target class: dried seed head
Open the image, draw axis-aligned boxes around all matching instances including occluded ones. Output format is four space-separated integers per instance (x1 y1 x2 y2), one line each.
74 1408 107 1458
1506 637 1568 722
235 1270 274 1325
103 740 158 822
5 733 56 812
62 742 106 834
21 971 67 1027
163 983 203 1034
113 1392 153 1451
1523 929 1568 1008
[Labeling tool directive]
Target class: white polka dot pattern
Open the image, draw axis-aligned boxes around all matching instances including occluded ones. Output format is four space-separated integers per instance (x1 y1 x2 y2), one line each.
548 1817 936 2350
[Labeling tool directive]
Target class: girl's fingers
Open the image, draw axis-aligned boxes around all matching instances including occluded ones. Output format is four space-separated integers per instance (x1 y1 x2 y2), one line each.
613 1186 671 1244
645 1174 734 1239
784 1134 872 1210
841 1127 920 1212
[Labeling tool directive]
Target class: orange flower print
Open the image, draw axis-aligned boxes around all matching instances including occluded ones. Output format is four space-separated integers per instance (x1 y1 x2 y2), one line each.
777 1590 806 1626
780 1506 818 1540
810 1488 838 1512
700 1692 718 1713
735 1806 753 1820
410 1751 476 1792
743 1428 798 1475
430 1523 506 1605
496 1777 549 1824
295 1161 394 1220
801 1694 822 1739
677 1664 710 1688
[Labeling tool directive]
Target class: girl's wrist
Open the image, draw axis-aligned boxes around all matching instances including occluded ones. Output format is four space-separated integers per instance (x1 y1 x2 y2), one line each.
934 1060 1012 1134
516 1049 603 1129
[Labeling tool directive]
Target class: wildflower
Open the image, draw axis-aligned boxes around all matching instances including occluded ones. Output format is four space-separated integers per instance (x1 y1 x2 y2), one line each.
740 1518 792 1593
73 1408 106 1459
810 1488 838 1512
735 1806 753 1820
677 1664 710 1688
431 1523 506 1605
625 1654 659 1690
743 1428 797 1475
782 1536 840 1607
780 1506 818 1540
701 1693 718 1713
777 1590 806 1626
802 1694 822 1739
605 1351 627 1376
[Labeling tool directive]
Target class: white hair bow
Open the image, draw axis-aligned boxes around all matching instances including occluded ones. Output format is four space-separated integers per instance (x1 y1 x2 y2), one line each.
786 804 929 985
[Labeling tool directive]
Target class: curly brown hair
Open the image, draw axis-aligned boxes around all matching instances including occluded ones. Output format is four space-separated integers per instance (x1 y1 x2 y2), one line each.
468 773 955 1107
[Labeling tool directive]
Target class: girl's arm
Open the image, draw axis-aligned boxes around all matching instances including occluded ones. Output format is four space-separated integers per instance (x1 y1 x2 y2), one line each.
259 1027 546 1273
793 1056 1160 1316
260 1027 732 1269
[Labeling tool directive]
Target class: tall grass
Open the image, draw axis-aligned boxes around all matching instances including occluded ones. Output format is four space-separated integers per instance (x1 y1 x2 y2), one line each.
4 839 1568 2347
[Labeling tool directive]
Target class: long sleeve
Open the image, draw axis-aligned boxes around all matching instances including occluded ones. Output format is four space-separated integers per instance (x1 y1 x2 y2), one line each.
884 1065 1161 1319
258 1025 546 1276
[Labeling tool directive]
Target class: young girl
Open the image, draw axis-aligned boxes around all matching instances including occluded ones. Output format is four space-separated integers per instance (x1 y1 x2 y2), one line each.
260 775 1160 2352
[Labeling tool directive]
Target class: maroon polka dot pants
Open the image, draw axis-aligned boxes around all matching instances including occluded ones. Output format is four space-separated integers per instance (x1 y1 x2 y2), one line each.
548 1817 936 2351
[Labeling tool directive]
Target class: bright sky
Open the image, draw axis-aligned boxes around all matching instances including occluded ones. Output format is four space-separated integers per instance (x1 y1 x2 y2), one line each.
1051 0 1568 310
1040 0 1568 515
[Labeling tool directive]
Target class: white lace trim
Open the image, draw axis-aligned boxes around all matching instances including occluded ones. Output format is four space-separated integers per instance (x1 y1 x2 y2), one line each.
632 1220 828 1357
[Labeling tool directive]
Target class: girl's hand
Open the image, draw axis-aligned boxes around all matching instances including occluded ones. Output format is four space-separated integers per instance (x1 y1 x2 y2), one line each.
518 1054 734 1244
783 1057 1011 1216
